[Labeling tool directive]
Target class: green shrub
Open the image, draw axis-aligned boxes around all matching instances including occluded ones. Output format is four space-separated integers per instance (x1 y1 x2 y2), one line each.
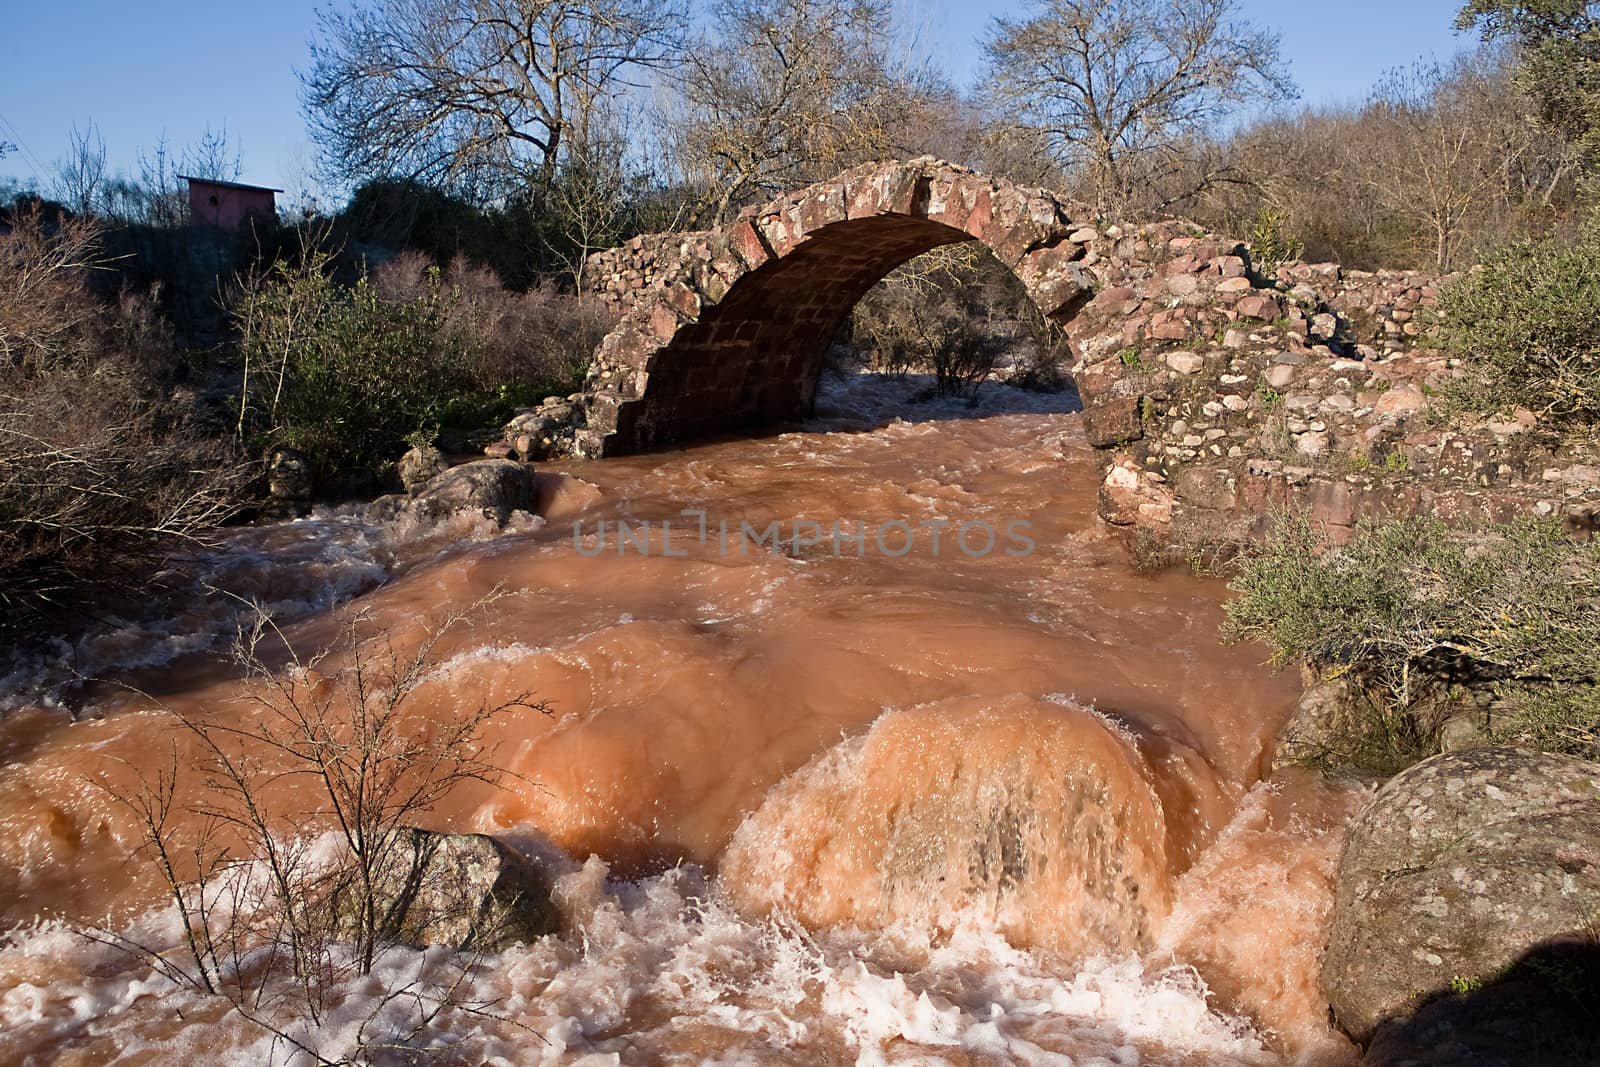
1222 513 1600 770
235 250 604 488
1247 206 1304 275
236 253 463 484
1437 227 1600 425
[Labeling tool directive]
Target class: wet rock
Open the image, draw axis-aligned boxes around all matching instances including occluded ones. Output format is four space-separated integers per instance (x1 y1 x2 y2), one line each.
398 444 449 496
1270 677 1360 771
267 448 313 501
1081 396 1144 447
505 402 575 461
1099 460 1174 530
1323 748 1600 1045
364 493 408 523
407 458 537 524
1362 938 1600 1066
357 827 558 952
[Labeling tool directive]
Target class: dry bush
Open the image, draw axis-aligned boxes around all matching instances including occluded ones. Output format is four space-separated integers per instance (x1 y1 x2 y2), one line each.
0 208 248 639
92 592 550 1063
372 252 612 394
0 204 105 364
1180 45 1581 270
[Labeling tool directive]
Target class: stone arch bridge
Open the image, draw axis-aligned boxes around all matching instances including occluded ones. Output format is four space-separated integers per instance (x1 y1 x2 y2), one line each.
503 158 1568 562
532 158 1155 458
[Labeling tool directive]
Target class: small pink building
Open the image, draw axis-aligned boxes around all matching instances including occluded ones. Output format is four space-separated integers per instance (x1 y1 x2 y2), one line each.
182 175 280 230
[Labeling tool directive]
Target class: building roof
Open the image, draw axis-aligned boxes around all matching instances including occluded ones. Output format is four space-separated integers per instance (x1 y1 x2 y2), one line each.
178 175 284 194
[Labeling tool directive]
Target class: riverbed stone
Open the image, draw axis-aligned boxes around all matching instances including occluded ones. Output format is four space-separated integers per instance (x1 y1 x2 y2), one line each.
355 827 558 952
1323 748 1600 1045
398 443 449 496
406 458 538 524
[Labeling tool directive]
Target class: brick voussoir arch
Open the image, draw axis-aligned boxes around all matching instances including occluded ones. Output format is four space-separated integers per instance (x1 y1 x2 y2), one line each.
572 158 1104 457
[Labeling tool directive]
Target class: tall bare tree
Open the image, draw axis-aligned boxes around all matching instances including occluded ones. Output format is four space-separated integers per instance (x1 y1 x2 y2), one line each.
53 121 108 216
981 0 1295 214
1360 51 1560 269
301 0 688 200
665 0 941 225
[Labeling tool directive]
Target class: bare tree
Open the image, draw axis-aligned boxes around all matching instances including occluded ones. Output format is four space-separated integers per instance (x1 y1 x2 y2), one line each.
1360 51 1551 270
665 0 941 225
301 0 688 200
981 0 1296 214
97 129 245 227
181 123 244 183
53 121 108 216
547 104 651 289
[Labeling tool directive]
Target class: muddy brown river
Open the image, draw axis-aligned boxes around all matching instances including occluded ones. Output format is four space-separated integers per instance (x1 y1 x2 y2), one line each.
0 373 1363 1065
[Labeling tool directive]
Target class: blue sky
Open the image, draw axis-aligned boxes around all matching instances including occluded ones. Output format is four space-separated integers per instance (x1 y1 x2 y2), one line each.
1 0 1474 197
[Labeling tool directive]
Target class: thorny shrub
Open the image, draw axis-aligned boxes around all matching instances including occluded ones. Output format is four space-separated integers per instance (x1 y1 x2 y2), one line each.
0 207 248 640
90 591 551 1064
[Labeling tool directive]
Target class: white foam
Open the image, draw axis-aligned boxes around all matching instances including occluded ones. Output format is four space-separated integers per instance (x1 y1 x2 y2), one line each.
0 847 1286 1066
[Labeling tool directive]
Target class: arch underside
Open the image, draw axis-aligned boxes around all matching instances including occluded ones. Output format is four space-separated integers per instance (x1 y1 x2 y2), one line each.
611 214 975 454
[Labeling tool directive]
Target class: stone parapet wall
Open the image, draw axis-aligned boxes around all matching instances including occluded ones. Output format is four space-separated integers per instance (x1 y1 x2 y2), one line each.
1059 228 1600 552
584 230 720 314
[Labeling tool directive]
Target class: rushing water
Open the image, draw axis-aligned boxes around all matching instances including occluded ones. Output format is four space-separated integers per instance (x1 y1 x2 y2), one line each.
0 372 1364 1065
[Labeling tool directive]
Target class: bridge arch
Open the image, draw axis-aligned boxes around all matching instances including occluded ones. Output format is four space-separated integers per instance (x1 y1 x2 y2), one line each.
572 159 1106 457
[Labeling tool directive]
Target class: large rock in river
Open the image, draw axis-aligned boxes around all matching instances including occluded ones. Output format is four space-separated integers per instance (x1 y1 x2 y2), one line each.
1361 937 1600 1066
1322 748 1600 1046
407 458 537 524
360 828 558 952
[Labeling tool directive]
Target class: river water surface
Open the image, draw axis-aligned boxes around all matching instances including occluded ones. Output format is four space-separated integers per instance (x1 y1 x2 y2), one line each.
0 372 1363 1065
